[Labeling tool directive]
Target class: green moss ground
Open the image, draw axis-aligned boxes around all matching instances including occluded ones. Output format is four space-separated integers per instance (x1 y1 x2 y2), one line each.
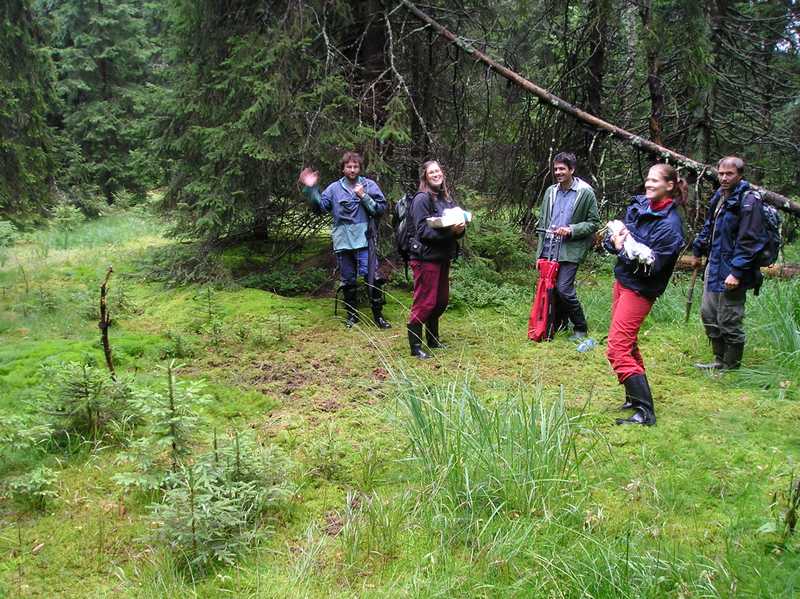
0 212 798 597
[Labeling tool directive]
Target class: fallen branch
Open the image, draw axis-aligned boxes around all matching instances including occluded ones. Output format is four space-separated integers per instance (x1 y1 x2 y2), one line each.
99 266 116 381
674 255 800 279
399 0 800 217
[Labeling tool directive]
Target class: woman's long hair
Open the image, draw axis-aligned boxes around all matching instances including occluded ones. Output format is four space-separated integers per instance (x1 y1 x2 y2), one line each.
418 160 451 199
650 163 688 205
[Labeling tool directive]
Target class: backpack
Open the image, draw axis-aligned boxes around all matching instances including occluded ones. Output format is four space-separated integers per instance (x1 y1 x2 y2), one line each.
392 192 415 275
750 191 782 267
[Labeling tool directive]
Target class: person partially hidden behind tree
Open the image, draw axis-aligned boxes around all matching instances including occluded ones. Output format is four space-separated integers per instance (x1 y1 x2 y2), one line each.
691 156 768 371
298 151 391 329
535 152 600 340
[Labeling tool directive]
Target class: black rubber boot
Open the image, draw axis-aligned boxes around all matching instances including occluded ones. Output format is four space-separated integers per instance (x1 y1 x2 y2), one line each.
370 282 391 329
722 342 744 370
343 285 359 328
615 374 656 426
616 374 647 411
407 322 431 359
694 337 726 370
425 317 446 349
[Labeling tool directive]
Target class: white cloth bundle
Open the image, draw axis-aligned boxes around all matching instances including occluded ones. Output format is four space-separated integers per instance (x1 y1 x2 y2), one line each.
607 220 655 266
427 207 473 228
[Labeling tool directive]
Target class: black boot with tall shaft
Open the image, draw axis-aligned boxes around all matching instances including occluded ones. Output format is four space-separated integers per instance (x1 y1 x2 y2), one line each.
695 337 725 370
370 282 391 329
615 374 656 426
407 322 431 359
342 285 359 328
425 317 446 349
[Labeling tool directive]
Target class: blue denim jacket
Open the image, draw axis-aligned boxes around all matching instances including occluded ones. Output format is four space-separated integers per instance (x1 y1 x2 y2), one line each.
304 177 386 251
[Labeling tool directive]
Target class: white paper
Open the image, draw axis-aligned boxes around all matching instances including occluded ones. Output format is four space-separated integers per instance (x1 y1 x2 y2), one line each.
427 208 473 228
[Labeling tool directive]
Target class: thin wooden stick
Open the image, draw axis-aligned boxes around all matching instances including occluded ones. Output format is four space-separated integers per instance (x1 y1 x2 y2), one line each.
99 266 116 381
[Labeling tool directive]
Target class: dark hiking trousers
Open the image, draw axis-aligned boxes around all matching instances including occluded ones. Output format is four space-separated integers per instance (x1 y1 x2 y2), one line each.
700 276 747 345
553 262 588 333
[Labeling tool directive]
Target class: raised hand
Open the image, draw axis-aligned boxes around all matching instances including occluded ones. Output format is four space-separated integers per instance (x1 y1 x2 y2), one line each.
298 167 319 188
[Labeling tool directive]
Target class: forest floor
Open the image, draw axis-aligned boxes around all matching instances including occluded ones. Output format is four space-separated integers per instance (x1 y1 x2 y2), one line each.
0 208 799 598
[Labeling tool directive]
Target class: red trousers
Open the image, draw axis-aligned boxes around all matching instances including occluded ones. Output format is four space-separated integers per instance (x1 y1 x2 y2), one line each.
606 281 655 383
408 260 450 325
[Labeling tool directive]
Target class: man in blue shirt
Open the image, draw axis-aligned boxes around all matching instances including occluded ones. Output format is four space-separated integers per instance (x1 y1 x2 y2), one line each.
535 152 600 340
299 152 391 329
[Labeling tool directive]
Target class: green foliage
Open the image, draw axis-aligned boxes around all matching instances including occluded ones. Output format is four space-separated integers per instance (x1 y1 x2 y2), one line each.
449 257 530 310
158 330 198 360
399 378 586 516
738 279 800 396
149 433 294 572
38 360 137 443
125 361 211 475
0 220 18 266
307 422 350 482
239 265 328 296
760 472 800 548
138 243 231 286
43 0 162 202
52 202 85 249
466 218 532 272
5 464 58 510
157 1 380 242
0 415 52 454
0 0 58 223
340 490 412 571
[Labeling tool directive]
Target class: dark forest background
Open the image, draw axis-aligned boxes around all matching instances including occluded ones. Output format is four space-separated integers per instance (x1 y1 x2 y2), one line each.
3 0 799 244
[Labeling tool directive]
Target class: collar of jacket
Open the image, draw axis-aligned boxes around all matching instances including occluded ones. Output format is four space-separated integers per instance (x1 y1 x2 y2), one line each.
339 176 365 193
712 179 751 207
632 194 674 218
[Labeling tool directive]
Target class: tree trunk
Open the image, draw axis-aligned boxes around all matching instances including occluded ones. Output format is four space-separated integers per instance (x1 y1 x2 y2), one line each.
584 0 609 173
639 1 664 146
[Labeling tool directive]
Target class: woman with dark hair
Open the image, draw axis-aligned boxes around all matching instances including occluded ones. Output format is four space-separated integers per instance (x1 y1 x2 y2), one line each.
406 160 467 359
605 164 686 425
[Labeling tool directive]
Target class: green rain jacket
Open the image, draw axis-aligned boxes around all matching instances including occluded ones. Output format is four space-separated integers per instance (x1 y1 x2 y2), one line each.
535 177 600 263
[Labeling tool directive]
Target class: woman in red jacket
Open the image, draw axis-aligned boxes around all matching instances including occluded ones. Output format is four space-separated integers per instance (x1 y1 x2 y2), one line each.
406 160 467 359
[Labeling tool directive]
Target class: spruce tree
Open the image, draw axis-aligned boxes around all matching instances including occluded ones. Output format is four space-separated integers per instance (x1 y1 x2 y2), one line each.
0 0 58 223
157 1 381 242
45 0 158 202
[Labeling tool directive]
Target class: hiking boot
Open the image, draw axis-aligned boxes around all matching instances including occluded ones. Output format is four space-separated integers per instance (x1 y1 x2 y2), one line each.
370 282 391 329
407 323 431 359
615 374 656 426
425 317 446 349
694 337 725 370
343 285 359 328
722 342 744 370
373 313 391 329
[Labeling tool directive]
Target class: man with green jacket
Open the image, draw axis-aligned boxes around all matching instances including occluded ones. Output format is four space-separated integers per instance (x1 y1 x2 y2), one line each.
535 152 600 340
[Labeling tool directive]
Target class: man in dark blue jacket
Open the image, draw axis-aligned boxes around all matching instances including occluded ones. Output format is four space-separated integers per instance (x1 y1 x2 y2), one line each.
691 156 767 371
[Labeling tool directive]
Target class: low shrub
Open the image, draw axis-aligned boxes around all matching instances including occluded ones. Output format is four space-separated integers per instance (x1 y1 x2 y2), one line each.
449 257 530 310
239 265 329 296
5 465 59 511
149 432 294 572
